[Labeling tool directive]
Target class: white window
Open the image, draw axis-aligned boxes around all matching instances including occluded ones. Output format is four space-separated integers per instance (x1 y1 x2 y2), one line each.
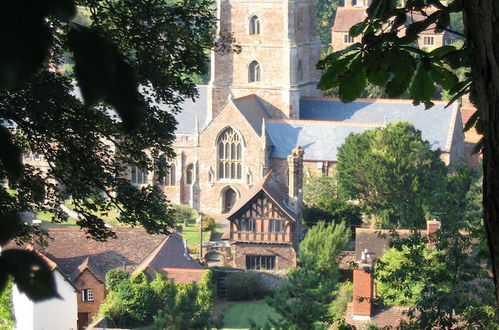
423 36 435 46
82 288 94 302
344 34 354 44
248 61 261 83
131 166 148 184
249 15 260 35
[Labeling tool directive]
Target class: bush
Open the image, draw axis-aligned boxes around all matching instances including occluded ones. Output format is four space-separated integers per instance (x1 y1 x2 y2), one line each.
105 269 131 291
173 204 198 225
196 215 216 231
329 281 353 322
226 272 264 301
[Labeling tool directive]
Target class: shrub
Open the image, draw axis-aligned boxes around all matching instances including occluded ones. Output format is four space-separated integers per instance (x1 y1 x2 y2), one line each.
197 215 216 231
329 281 353 322
173 204 198 225
105 269 130 291
226 272 264 301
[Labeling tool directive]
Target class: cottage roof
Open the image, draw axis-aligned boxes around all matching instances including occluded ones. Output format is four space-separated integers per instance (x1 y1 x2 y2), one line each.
39 228 161 277
169 85 208 135
69 256 106 283
226 171 297 221
332 7 367 32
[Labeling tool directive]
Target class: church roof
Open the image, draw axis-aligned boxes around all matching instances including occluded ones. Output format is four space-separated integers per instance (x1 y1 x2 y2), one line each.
232 95 270 136
171 85 208 134
297 97 456 154
266 119 383 161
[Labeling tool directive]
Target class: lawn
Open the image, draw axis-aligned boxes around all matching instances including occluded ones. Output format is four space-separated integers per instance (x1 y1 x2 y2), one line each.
219 300 282 329
36 211 78 228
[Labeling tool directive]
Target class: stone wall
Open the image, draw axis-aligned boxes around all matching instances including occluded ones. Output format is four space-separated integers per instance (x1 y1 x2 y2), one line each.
232 243 297 270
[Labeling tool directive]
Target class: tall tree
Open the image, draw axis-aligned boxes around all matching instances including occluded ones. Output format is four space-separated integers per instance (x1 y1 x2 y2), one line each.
318 0 499 304
267 221 349 329
336 121 447 228
0 1 225 301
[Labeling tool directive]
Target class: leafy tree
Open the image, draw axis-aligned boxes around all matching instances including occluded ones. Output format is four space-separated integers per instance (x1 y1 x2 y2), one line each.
336 121 447 228
0 279 14 330
267 221 349 329
303 175 338 205
0 0 227 300
100 271 215 329
303 197 362 230
317 0 499 304
316 0 340 46
105 269 131 291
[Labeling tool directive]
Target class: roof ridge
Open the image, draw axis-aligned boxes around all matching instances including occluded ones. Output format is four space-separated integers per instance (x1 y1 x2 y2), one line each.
301 96 449 105
233 94 257 101
267 118 385 127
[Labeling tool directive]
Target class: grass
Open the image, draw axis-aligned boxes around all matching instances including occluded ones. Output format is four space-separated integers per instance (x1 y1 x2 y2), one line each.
181 221 211 249
36 211 78 228
219 300 282 329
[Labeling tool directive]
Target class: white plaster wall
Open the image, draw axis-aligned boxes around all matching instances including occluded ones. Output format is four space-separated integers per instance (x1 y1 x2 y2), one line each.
13 270 77 330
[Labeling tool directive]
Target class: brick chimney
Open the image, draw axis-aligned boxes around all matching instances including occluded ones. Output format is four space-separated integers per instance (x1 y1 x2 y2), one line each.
352 249 374 321
287 146 304 214
426 220 441 248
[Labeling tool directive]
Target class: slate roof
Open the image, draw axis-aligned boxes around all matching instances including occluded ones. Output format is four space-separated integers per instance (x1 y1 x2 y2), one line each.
39 228 168 278
70 256 106 283
266 119 382 161
332 7 367 32
170 85 208 135
226 171 297 221
299 97 456 151
232 95 270 135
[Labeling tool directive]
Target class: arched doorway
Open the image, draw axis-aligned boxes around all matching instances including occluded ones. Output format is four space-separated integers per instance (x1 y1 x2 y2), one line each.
223 188 237 213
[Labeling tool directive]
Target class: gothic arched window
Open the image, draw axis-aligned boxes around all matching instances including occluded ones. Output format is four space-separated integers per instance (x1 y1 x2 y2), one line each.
218 128 242 180
131 166 148 184
248 61 261 83
224 188 237 213
159 162 176 186
249 15 260 35
185 164 194 185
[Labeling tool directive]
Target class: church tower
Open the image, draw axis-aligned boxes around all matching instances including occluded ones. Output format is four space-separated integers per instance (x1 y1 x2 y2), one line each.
207 0 322 119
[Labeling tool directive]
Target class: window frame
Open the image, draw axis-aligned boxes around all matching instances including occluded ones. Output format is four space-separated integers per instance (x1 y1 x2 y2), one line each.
248 61 261 83
217 128 243 180
82 288 95 302
246 255 276 270
249 15 261 35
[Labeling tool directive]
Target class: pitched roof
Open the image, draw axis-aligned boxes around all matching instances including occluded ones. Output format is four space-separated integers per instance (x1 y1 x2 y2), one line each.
226 171 297 221
232 95 271 135
354 228 428 261
299 97 457 153
39 228 168 278
134 232 203 275
160 268 206 284
266 119 381 161
332 7 367 32
168 85 208 135
69 256 106 283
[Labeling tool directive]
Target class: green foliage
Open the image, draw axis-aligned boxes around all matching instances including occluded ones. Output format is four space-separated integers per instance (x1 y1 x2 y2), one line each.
105 269 130 291
375 244 432 306
299 221 350 274
316 0 340 45
173 204 198 224
376 223 498 328
197 215 216 232
0 0 222 301
329 281 353 323
267 221 350 328
336 122 447 228
226 272 264 301
0 279 14 329
100 271 215 329
303 175 338 205
303 197 362 230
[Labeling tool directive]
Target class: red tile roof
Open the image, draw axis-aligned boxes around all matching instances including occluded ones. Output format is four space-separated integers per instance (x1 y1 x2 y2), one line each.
332 7 367 32
160 268 206 284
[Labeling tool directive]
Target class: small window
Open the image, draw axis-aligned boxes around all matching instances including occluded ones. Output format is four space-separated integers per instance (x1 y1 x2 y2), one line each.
423 36 435 46
82 289 94 302
344 34 354 44
297 16 303 31
246 255 276 270
249 15 261 35
297 60 303 82
159 163 176 186
248 61 261 83
131 166 148 184
269 219 285 233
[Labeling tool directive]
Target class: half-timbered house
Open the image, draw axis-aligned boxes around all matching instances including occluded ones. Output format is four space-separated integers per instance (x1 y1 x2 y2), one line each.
225 147 305 270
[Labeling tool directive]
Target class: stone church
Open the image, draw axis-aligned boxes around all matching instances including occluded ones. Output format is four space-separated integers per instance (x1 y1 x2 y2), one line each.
149 0 464 217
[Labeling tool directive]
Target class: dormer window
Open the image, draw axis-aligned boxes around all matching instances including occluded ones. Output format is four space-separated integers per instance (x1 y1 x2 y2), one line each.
249 15 261 35
248 61 261 83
